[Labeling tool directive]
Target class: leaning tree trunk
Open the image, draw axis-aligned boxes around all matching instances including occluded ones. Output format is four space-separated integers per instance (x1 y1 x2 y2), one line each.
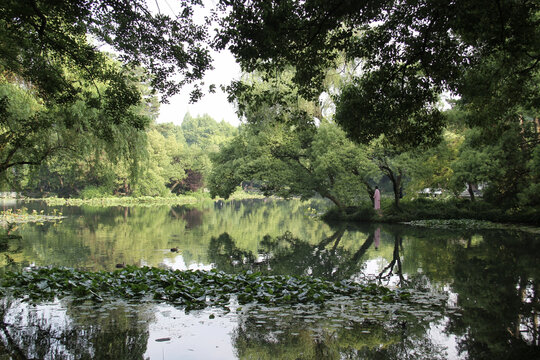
363 181 375 205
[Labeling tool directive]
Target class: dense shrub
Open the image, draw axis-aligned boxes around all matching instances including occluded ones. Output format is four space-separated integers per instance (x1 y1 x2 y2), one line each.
79 186 112 199
323 198 539 225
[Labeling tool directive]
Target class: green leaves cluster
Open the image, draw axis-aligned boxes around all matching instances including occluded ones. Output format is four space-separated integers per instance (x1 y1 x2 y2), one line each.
3 113 237 198
1 0 212 103
216 0 540 148
0 266 406 308
0 0 216 187
209 119 378 208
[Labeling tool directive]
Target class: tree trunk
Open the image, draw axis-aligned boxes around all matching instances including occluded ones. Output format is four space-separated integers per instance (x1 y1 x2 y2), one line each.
392 173 402 208
321 190 343 209
170 180 181 193
467 182 475 202
379 163 402 208
363 181 375 205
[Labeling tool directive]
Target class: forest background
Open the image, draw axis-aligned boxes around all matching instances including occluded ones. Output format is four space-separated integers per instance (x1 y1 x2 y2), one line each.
0 0 539 224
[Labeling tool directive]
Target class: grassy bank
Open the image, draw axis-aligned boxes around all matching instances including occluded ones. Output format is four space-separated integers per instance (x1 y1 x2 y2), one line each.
322 198 540 227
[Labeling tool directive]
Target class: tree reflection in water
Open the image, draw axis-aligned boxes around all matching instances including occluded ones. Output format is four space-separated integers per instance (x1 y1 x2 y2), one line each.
447 230 540 360
0 297 152 359
0 225 538 359
208 224 380 281
209 226 540 359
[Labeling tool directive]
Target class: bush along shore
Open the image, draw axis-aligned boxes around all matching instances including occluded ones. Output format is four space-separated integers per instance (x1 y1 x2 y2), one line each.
322 198 540 227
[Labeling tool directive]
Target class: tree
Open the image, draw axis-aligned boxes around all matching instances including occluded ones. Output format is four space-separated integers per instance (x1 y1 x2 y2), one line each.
1 0 211 102
209 119 377 208
366 137 410 208
449 131 495 201
395 129 463 200
0 0 213 178
216 0 540 146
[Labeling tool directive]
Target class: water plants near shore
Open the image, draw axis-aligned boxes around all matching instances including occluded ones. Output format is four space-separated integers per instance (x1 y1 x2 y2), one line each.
29 189 266 208
0 208 65 226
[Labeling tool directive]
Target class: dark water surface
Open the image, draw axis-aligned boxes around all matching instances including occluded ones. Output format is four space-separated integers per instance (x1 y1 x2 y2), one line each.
0 199 539 359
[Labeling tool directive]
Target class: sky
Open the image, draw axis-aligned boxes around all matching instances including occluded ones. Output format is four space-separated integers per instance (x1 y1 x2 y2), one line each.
147 0 242 127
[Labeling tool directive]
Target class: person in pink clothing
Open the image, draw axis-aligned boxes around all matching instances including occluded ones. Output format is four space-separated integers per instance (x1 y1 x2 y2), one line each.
374 186 381 211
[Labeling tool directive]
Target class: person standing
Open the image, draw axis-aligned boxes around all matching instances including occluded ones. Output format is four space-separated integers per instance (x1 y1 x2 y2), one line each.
374 186 381 212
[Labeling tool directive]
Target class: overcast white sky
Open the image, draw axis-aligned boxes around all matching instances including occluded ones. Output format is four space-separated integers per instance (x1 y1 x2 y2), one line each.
147 0 242 126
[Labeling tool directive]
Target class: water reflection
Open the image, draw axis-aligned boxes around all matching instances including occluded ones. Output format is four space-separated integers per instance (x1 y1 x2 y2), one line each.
0 200 539 358
208 225 540 359
208 225 409 285
0 297 152 359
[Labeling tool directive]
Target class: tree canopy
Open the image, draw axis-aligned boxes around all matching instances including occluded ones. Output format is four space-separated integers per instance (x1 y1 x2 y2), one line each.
0 0 213 179
216 0 540 146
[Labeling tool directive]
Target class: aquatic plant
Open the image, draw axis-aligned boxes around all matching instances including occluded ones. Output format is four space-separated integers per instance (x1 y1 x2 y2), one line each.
0 266 416 310
35 191 266 207
403 219 540 234
0 208 65 226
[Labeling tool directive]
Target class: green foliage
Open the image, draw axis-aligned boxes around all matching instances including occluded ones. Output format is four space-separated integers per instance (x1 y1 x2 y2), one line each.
448 122 539 208
0 0 212 103
519 145 540 206
0 0 216 183
0 266 405 308
327 197 540 226
79 186 113 199
209 120 377 208
6 113 238 198
216 0 540 147
334 74 444 149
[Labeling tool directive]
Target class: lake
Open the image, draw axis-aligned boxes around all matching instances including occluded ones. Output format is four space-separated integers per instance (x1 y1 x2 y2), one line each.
0 198 539 359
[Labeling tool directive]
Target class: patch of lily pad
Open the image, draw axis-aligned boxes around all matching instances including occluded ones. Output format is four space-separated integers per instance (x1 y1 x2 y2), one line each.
404 218 540 234
0 266 414 309
0 208 65 226
404 219 507 230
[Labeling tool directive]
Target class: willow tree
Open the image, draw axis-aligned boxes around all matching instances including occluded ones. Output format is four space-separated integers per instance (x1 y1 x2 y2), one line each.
0 0 212 180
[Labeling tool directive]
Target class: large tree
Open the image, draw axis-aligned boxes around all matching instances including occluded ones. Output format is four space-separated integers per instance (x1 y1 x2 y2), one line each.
215 0 540 146
208 119 377 208
0 0 212 178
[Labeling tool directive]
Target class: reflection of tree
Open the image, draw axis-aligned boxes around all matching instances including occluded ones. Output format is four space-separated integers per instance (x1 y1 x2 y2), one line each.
208 226 378 281
0 225 24 269
4 199 336 271
232 305 448 359
169 205 204 229
208 232 256 273
378 231 407 286
0 297 151 359
447 231 540 360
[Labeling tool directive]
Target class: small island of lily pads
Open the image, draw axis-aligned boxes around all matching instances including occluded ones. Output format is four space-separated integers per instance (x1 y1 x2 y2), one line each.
0 208 65 226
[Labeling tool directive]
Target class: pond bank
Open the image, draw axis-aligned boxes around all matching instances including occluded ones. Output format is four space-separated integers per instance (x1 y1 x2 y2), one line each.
322 198 540 228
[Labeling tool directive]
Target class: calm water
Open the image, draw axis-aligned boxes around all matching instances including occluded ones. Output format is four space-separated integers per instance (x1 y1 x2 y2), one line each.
0 199 539 359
